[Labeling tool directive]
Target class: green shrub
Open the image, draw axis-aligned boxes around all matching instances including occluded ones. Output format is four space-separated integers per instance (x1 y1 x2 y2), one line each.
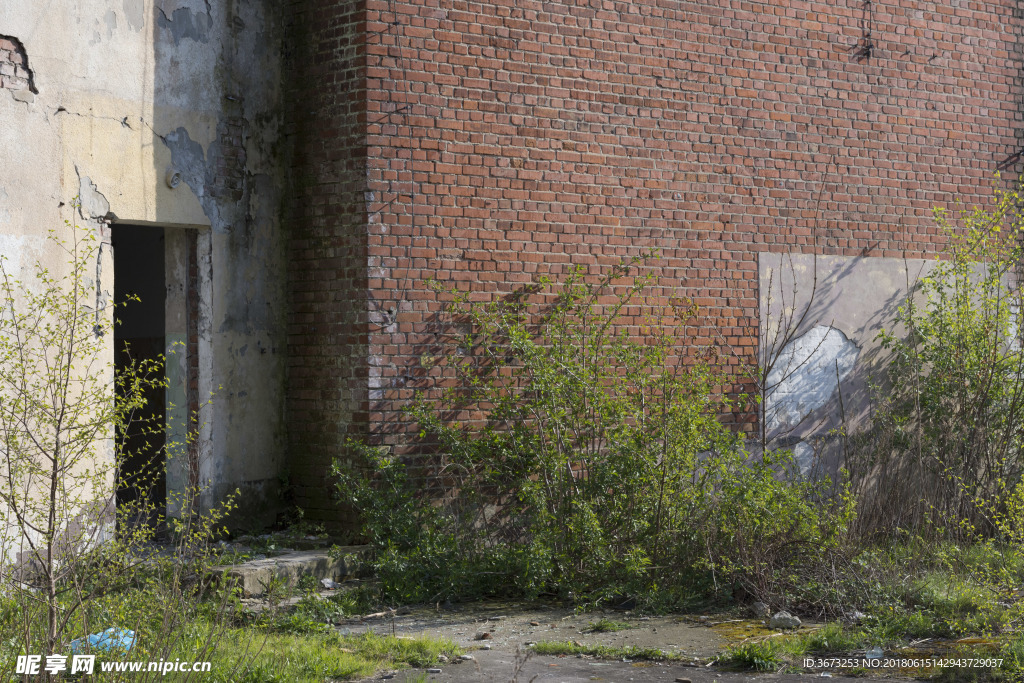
336 255 853 608
856 179 1024 540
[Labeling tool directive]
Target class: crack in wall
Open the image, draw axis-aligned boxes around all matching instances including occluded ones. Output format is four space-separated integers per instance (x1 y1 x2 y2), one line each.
72 167 112 337
53 106 134 130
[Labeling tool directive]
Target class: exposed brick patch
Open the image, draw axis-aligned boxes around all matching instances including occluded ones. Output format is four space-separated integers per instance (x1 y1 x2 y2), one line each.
208 117 248 202
0 35 36 93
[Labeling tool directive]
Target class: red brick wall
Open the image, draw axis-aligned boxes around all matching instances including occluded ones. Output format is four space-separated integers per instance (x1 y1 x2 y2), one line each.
284 0 370 523
288 0 1024 522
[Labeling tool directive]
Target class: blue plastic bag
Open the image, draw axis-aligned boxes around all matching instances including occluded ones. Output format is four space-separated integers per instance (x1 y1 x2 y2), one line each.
69 628 136 653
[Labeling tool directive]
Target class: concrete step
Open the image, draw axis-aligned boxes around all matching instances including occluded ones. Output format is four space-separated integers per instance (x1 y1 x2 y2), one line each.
210 545 370 597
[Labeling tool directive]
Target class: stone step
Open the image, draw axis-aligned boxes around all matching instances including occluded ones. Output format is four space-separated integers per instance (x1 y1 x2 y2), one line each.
210 545 370 597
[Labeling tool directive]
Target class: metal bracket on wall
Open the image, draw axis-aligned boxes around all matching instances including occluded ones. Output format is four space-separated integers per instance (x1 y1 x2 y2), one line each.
852 0 873 61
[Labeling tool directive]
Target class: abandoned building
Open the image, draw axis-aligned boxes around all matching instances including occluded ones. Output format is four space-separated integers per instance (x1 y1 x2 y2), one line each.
0 0 1020 528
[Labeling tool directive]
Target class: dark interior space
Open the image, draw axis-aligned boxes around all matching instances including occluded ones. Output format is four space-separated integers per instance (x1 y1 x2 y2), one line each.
113 224 166 523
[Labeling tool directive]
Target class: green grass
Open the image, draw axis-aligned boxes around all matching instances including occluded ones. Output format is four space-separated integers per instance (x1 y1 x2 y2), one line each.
541 624 865 672
7 537 1024 681
718 621 911 672
718 618 1019 677
789 622 867 655
207 630 376 683
0 585 457 683
532 640 681 661
916 572 995 617
347 631 460 668
863 608 951 644
187 626 460 683
585 618 632 633
235 586 384 637
997 632 1024 677
273 597 351 632
719 640 784 671
717 624 860 672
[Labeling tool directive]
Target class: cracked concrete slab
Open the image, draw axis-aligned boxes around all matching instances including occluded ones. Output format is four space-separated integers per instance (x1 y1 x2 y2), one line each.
366 656 891 682
338 605 894 683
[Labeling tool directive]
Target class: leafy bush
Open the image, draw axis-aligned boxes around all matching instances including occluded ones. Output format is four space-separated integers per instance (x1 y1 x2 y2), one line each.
336 256 853 608
854 180 1024 540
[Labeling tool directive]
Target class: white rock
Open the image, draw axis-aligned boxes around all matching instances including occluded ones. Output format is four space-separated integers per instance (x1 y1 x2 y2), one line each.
769 610 801 629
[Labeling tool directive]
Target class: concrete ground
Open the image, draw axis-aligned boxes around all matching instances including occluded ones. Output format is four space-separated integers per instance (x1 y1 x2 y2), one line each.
338 602 898 683
216 552 924 682
365 650 890 682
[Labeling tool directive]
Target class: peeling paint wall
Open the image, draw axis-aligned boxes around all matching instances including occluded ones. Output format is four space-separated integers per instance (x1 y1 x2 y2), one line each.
0 0 289 528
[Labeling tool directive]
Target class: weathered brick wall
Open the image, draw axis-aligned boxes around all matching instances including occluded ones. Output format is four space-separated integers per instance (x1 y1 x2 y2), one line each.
284 0 369 523
359 0 1023 443
288 0 1024 523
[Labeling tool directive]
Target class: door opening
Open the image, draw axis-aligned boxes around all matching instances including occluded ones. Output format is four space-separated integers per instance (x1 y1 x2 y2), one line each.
112 224 166 524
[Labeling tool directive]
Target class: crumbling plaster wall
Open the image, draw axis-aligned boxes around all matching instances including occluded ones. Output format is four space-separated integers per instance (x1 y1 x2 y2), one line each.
0 0 289 526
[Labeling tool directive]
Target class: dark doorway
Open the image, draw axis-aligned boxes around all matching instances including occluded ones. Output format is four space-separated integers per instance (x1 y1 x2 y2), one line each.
113 225 166 523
